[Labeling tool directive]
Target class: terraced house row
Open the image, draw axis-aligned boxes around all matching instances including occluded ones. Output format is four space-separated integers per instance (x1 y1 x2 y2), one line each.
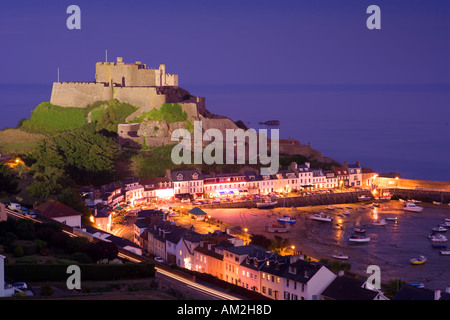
83 161 374 208
137 218 387 300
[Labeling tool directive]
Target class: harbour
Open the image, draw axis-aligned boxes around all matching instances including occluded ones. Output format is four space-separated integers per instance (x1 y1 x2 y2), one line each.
202 200 450 290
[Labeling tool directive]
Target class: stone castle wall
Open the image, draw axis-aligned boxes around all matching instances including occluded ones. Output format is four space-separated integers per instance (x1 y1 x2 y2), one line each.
95 58 178 87
50 82 113 108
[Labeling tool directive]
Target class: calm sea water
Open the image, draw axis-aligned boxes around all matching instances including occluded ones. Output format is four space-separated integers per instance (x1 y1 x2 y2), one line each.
1 83 449 181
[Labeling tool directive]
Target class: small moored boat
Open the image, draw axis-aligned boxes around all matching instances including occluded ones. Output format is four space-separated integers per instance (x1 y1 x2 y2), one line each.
257 201 277 209
440 250 450 256
332 254 350 260
358 195 371 201
353 227 367 233
385 216 398 221
432 225 448 233
372 219 387 226
348 235 371 243
403 202 423 212
277 215 297 224
410 255 426 265
310 212 334 222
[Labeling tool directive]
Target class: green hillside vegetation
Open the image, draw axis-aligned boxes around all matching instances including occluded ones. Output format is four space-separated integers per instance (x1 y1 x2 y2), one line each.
132 103 187 123
20 102 87 134
18 100 138 135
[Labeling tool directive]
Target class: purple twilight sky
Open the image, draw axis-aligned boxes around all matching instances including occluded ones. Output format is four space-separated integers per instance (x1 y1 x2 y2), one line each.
0 0 448 86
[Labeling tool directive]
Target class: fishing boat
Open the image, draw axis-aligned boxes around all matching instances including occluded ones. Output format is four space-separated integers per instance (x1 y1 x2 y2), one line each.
372 219 387 226
403 202 423 212
410 255 426 265
440 250 450 256
256 201 277 209
310 212 333 222
332 254 350 260
348 235 371 243
432 225 448 232
277 215 297 224
353 227 367 233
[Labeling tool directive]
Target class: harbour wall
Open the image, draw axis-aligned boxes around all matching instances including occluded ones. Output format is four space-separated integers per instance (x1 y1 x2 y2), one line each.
201 190 374 209
386 188 450 204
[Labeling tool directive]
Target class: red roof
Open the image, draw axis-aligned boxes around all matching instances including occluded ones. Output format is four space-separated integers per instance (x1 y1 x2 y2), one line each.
35 200 83 218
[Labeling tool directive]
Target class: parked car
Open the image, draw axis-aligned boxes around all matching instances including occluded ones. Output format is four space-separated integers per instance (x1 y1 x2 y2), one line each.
8 203 21 211
154 257 164 263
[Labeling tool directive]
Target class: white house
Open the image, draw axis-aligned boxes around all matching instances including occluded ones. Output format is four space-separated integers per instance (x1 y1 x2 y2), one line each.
259 256 337 300
34 200 83 228
347 162 363 187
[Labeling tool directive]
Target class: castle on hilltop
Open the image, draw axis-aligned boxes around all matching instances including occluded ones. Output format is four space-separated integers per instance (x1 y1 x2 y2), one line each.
50 57 208 120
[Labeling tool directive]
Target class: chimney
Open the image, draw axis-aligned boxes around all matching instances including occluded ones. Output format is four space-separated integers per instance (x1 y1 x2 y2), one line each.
344 161 348 168
356 161 361 167
434 289 441 300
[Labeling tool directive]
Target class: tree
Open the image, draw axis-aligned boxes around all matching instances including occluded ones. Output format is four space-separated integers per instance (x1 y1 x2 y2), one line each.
0 162 20 196
270 235 291 254
85 241 119 262
249 234 272 249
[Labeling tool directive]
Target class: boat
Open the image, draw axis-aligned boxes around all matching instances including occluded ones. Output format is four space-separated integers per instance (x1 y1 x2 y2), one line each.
433 201 442 205
399 199 406 203
358 195 371 201
432 225 448 232
410 255 426 265
408 283 425 288
429 233 448 242
372 219 387 226
256 201 277 209
378 195 392 200
446 218 450 222
277 215 297 224
385 216 398 221
353 227 367 233
372 203 380 208
403 202 423 212
326 206 336 210
342 210 351 215
266 224 288 233
440 250 450 256
332 254 350 260
310 212 334 222
431 243 447 249
441 221 450 227
348 235 371 243
346 206 353 209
